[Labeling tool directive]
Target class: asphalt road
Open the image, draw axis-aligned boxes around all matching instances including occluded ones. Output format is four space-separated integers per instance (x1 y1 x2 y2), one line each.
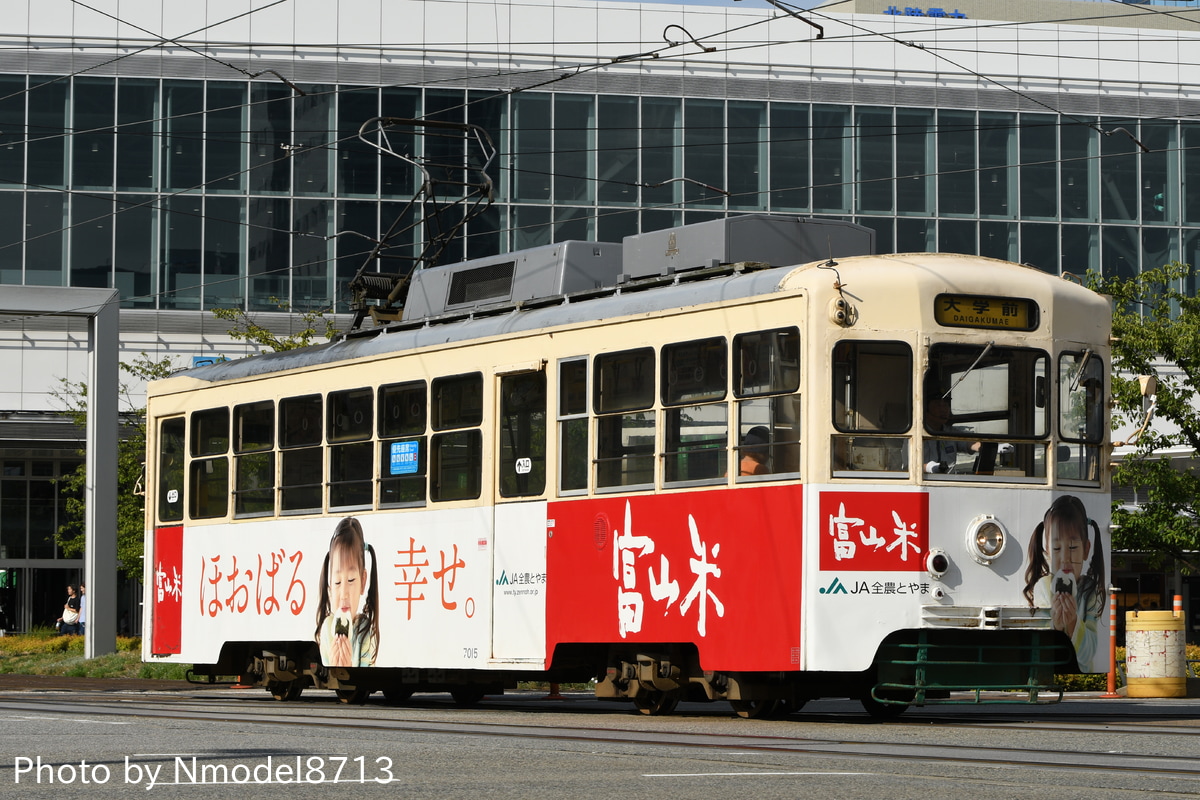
1 680 1199 800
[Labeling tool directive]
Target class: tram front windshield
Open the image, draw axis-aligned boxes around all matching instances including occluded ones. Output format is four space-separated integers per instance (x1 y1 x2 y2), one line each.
923 344 1048 479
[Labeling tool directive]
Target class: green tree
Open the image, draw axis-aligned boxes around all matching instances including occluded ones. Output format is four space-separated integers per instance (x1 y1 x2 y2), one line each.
55 306 337 585
55 353 175 584
210 303 338 352
1089 261 1200 572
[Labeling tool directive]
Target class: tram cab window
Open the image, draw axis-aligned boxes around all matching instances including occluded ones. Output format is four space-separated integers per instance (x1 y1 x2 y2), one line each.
431 373 483 501
279 394 323 512
329 387 373 509
924 344 1049 480
189 407 229 519
734 327 801 478
499 371 547 497
831 341 911 476
158 417 185 523
1058 350 1103 485
233 401 274 517
594 348 655 489
663 338 727 484
557 358 588 494
379 381 427 506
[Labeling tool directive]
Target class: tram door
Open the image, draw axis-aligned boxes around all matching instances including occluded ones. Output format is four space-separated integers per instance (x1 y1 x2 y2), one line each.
490 367 550 662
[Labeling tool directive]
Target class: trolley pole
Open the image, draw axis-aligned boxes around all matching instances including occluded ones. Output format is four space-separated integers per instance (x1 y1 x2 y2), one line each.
1102 585 1121 699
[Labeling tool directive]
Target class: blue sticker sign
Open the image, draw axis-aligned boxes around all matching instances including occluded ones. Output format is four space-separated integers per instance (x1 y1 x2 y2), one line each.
390 440 420 476
884 5 966 17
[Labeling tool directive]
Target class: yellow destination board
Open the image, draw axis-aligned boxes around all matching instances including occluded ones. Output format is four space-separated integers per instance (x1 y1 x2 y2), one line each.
934 294 1038 331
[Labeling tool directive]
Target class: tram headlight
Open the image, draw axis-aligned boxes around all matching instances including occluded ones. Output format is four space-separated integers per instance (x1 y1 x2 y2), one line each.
965 514 1007 565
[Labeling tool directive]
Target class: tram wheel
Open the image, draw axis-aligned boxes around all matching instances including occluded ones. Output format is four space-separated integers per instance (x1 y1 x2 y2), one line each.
450 688 486 707
268 680 303 702
383 687 414 705
730 698 786 720
633 690 680 716
335 687 371 705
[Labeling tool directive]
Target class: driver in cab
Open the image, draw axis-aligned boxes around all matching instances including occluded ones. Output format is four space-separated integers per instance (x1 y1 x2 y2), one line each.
922 390 979 474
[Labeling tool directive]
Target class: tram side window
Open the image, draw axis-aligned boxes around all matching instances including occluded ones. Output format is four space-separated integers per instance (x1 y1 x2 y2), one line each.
158 417 185 523
431 373 483 501
594 348 656 489
500 371 547 497
189 407 229 519
379 380 427 506
1058 351 1103 484
734 327 801 478
558 358 588 494
329 387 374 509
663 337 727 484
831 341 911 475
279 394 323 512
233 401 274 517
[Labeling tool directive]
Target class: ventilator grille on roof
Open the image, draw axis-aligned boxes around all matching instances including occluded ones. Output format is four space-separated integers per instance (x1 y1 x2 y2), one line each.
448 262 515 306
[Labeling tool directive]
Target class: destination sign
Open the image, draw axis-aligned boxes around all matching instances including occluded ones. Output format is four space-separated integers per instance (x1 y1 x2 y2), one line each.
934 294 1037 331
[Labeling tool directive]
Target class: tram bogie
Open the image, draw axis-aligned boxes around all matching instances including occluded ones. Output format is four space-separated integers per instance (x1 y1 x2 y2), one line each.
147 214 1111 717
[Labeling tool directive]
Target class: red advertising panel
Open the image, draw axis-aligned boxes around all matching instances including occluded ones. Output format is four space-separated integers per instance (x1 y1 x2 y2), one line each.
818 491 928 571
547 484 803 672
151 525 184 655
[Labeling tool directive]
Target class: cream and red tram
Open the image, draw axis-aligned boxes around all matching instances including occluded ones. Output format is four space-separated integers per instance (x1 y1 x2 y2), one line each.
143 215 1110 716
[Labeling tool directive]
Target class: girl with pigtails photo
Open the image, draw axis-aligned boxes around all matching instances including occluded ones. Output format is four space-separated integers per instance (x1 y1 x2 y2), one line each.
1022 495 1106 670
314 517 381 668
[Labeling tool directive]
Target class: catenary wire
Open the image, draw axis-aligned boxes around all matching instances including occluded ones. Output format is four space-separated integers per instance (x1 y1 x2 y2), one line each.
0 0 1195 316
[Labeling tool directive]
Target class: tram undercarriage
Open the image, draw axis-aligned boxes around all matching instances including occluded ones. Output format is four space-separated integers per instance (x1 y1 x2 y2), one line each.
186 627 1077 718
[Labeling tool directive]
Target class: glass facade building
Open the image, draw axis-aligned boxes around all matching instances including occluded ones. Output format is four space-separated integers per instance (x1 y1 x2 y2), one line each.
2 75 1200 313
3 0 1200 631
0 455 82 633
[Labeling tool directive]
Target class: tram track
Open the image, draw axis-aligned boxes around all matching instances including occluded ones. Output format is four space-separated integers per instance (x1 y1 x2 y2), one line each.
2 690 1198 781
9 684 1198 738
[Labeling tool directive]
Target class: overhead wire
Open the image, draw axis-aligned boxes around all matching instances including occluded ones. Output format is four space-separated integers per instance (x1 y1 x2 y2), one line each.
0 0 299 106
0 0 1198 316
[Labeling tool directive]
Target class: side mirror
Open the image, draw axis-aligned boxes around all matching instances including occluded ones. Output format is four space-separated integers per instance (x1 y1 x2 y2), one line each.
1057 444 1072 463
1114 375 1158 448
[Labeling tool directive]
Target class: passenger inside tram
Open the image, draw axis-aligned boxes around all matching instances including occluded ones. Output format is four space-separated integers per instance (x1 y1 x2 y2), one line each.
737 426 772 475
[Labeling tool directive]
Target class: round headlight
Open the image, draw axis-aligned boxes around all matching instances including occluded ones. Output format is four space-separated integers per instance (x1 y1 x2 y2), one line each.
975 522 1005 556
966 515 1007 564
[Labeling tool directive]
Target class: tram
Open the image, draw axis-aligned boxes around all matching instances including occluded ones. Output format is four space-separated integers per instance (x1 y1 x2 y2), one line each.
143 214 1111 717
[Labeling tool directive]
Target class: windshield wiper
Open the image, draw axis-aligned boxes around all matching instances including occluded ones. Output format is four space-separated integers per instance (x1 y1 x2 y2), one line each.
1068 348 1094 392
943 342 994 398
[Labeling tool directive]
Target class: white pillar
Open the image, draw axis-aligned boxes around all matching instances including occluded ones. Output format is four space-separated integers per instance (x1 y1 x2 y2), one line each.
1 286 120 657
84 291 120 658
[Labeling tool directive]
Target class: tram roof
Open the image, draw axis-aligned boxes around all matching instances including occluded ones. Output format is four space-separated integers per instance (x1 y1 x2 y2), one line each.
167 249 1099 389
172 260 802 384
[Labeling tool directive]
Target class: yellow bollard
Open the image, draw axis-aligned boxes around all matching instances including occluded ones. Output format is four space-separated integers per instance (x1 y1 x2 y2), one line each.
1125 610 1187 698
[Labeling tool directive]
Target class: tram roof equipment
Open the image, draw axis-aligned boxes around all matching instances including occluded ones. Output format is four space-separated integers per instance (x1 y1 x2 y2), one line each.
175 215 875 384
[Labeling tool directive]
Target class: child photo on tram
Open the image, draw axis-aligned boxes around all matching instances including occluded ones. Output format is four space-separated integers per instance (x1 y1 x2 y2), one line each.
1022 495 1106 667
315 517 381 668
